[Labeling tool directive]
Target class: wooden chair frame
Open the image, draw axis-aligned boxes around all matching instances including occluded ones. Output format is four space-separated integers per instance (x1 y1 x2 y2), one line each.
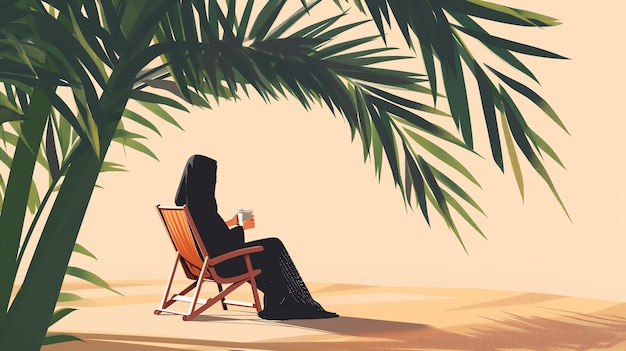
154 205 263 321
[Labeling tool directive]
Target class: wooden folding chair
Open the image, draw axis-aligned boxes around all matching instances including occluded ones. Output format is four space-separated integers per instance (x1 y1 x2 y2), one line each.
154 205 263 321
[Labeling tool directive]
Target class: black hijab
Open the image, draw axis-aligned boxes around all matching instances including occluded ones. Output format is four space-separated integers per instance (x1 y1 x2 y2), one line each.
175 154 232 256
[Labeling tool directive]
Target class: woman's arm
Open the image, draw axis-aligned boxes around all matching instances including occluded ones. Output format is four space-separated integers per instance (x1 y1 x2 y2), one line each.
225 214 255 230
225 214 238 227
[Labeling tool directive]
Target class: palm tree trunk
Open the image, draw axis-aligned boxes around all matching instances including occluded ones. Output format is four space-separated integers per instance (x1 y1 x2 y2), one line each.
0 88 51 321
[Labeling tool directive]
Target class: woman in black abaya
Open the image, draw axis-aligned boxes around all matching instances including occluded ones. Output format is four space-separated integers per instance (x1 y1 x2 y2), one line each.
175 154 338 320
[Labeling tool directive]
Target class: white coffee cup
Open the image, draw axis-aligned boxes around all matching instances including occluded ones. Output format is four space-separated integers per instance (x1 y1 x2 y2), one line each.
237 208 253 225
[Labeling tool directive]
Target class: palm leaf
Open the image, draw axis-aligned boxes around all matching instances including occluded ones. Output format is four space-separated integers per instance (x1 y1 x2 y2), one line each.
130 90 189 112
418 155 465 251
487 65 568 133
500 87 569 218
113 136 159 161
56 292 82 302
65 266 122 296
122 109 162 136
404 128 480 187
266 0 323 40
403 144 429 224
72 243 97 260
448 11 538 82
100 161 127 172
249 1 286 43
499 101 524 198
136 101 184 131
0 91 23 118
438 0 562 27
430 166 484 215
48 308 76 327
442 189 486 239
452 24 567 59
525 127 565 167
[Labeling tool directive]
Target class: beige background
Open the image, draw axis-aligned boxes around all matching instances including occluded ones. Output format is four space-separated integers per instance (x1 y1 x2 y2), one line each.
28 1 624 302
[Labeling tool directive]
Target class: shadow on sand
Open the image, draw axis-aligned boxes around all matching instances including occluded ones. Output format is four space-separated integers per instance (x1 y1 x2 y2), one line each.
43 309 626 351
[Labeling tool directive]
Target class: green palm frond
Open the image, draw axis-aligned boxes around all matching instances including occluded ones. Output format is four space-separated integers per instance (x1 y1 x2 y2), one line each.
340 0 569 223
42 333 82 346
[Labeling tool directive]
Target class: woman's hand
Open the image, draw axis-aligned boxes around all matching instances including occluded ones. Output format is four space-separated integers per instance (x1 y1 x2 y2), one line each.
226 213 255 230
242 214 255 230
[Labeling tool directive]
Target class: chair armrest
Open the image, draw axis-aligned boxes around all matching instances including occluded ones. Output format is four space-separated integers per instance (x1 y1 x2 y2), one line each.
208 246 264 266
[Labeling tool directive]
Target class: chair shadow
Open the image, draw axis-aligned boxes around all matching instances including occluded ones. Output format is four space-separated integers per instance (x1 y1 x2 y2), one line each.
187 309 429 334
189 309 261 323
279 315 429 336
188 311 430 338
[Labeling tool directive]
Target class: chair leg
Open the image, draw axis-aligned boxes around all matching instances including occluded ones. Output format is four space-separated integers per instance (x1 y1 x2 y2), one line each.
155 254 181 314
217 283 228 310
186 279 247 320
249 276 262 313
185 257 210 318
244 255 262 313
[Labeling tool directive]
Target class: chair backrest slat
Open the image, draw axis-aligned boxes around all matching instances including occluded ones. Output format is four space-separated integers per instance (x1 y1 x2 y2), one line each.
157 205 206 270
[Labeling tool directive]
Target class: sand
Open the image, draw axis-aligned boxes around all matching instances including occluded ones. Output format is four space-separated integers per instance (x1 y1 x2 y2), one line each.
40 279 626 351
